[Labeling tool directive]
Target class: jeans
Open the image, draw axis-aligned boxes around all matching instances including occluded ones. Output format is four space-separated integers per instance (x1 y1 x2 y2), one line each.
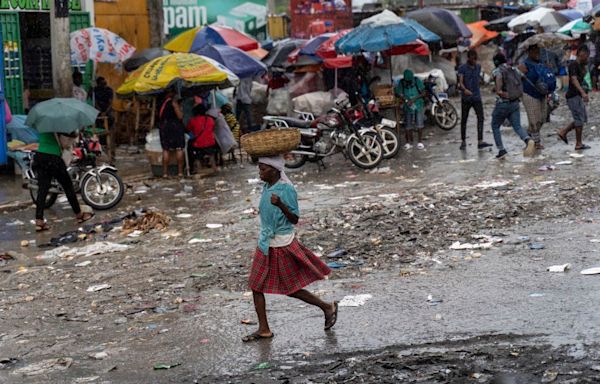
460 98 484 142
235 101 252 132
33 152 80 220
491 100 530 152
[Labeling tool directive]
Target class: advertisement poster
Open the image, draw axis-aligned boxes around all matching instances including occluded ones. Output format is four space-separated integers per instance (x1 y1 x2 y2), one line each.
163 0 267 41
289 0 352 38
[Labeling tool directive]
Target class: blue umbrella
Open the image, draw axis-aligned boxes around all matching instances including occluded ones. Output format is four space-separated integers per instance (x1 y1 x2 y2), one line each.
559 9 584 20
299 33 336 55
193 44 267 79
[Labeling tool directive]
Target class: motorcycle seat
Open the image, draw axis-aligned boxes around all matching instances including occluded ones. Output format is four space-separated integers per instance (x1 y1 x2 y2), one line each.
275 117 313 128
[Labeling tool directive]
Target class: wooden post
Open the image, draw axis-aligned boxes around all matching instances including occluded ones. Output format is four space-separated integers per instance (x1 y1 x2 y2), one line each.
50 0 72 97
147 0 165 47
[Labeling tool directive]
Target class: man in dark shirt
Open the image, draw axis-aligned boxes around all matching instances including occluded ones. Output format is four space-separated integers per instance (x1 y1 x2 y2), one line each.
557 45 591 151
93 77 115 159
458 50 492 150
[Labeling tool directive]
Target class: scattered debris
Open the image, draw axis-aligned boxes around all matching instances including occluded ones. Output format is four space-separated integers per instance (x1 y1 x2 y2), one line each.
528 243 545 250
12 357 73 376
206 223 223 229
38 242 130 260
86 284 112 292
547 264 571 272
580 267 600 275
153 363 181 370
427 294 443 305
122 211 171 235
339 294 373 307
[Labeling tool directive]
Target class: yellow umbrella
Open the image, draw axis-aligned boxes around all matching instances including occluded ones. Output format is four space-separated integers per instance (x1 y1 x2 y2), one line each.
117 53 239 96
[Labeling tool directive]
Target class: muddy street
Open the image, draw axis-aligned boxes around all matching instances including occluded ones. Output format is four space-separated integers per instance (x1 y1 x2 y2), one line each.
3 95 600 383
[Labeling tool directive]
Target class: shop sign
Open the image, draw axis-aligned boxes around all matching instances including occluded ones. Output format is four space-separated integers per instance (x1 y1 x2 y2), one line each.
163 0 267 40
0 0 83 12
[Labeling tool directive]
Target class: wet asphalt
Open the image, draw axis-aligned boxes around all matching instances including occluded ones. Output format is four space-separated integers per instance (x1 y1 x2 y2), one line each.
2 92 600 382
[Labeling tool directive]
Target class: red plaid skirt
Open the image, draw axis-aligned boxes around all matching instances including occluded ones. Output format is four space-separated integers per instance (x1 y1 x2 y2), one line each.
249 238 331 295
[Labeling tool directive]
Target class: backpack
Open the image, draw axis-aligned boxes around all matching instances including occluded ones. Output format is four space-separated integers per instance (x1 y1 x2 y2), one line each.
499 65 523 100
528 63 556 96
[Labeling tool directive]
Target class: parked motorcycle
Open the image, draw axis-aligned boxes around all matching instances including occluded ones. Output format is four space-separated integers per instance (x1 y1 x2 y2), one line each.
22 135 124 210
264 96 384 169
423 75 458 130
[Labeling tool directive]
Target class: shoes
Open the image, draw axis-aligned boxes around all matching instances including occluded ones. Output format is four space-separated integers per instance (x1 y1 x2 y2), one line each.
459 141 466 150
496 149 508 159
404 143 413 150
416 142 425 150
523 139 536 157
478 142 492 149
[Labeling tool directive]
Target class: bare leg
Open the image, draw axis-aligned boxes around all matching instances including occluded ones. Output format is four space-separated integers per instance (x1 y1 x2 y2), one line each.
417 128 423 143
406 130 413 145
289 289 335 316
176 149 184 177
162 150 170 178
252 291 272 336
575 125 584 149
559 122 574 137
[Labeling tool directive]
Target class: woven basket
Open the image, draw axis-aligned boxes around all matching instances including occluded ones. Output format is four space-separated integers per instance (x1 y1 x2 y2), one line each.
241 128 301 157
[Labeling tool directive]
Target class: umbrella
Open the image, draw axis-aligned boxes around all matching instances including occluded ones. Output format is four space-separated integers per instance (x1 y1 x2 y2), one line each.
406 7 472 45
262 38 306 68
299 33 336 56
591 3 600 16
26 98 99 134
485 15 517 32
468 21 499 48
116 53 239 97
516 32 573 58
558 18 592 36
537 1 568 10
164 25 259 53
123 48 170 72
316 30 352 58
70 27 136 65
508 8 570 33
193 44 267 79
360 10 440 43
335 23 419 54
559 9 584 21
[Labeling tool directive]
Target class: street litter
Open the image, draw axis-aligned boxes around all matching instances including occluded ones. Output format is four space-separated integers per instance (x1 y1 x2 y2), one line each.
188 238 212 244
569 153 584 158
6 219 24 226
339 294 373 307
253 362 272 370
547 264 571 272
539 181 556 185
247 178 261 184
75 260 92 267
427 294 443 305
538 165 555 171
12 357 73 376
153 363 181 370
134 188 148 194
328 249 347 258
127 230 143 237
556 161 573 165
474 180 510 189
580 267 600 275
86 284 111 292
378 193 399 199
173 192 190 197
590 239 600 243
175 213 193 219
369 166 391 174
529 243 545 250
450 241 492 250
529 293 545 297
122 211 170 235
242 208 255 214
326 261 346 269
38 242 130 260
206 223 223 229
89 351 108 360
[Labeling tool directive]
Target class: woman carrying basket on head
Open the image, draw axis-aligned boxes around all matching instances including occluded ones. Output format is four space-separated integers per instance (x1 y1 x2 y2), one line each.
243 155 338 342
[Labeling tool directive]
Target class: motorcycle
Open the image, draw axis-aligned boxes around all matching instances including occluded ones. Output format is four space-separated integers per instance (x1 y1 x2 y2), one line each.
264 96 385 170
423 75 459 130
21 135 125 210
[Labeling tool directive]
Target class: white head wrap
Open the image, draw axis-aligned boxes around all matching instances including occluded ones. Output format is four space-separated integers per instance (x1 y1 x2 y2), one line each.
258 155 292 185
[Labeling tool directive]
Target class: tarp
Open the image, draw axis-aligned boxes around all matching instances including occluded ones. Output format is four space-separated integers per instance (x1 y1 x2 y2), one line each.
468 21 500 48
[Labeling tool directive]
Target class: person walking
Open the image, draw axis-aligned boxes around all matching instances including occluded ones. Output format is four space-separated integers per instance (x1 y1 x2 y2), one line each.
519 45 549 150
33 132 94 232
490 53 536 159
395 69 426 150
243 156 338 342
458 50 492 150
235 77 254 133
158 90 186 178
557 45 591 151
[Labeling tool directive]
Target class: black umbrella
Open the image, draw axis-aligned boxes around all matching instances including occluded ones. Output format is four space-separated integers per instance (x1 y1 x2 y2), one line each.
407 7 472 46
262 38 306 68
123 48 171 72
485 15 517 32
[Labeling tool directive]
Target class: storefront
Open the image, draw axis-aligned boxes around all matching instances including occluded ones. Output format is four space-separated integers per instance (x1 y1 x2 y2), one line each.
0 0 92 114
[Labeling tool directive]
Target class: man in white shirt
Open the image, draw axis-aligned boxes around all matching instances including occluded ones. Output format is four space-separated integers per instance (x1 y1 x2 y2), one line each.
72 71 87 102
235 77 253 133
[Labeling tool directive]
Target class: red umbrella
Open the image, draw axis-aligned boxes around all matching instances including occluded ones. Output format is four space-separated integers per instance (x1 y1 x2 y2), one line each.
383 40 430 56
316 29 352 59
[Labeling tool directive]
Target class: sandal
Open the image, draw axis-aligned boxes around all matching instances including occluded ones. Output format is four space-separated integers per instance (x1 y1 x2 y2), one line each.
35 222 50 232
77 212 95 224
557 132 568 145
575 144 591 151
242 332 274 342
324 301 339 331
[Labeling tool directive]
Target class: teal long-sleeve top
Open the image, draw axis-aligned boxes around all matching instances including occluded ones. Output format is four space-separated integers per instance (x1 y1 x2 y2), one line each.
258 181 299 254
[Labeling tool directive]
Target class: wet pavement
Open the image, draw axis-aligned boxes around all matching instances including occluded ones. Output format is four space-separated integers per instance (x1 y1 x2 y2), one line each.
3 92 600 383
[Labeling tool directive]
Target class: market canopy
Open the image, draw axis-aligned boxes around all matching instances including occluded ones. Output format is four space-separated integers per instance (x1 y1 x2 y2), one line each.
70 27 136 65
164 25 259 53
406 7 472 45
558 18 592 37
262 38 306 68
193 44 267 79
467 21 499 48
117 53 239 97
484 14 517 32
123 48 170 72
508 7 570 33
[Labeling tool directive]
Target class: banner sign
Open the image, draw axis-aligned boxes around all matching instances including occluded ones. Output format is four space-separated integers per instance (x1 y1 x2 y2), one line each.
290 0 352 39
0 0 82 11
163 0 267 41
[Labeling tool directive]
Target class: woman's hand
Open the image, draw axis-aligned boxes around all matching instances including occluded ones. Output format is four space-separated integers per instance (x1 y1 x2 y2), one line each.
270 193 282 207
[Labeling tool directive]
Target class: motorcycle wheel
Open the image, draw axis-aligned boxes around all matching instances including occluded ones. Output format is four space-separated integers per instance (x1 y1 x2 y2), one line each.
379 127 400 159
346 132 383 170
81 169 124 210
283 153 307 169
30 189 58 209
434 100 458 131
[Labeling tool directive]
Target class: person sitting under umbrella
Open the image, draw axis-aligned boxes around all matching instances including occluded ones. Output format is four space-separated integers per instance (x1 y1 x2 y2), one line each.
186 104 218 174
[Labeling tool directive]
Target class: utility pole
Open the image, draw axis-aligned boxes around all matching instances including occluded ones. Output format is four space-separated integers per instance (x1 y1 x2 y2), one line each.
50 0 72 98
267 0 276 14
148 0 165 47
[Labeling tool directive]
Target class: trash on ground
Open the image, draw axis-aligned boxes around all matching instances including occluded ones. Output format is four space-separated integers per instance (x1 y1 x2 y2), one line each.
75 260 92 267
556 160 572 165
206 223 223 229
12 357 73 376
247 178 261 184
580 267 600 275
547 264 571 272
175 213 192 219
326 261 346 269
538 165 555 171
153 363 181 370
427 294 443 305
86 284 112 292
339 294 373 307
38 242 129 260
122 211 170 236
569 153 584 158
528 243 545 250
474 180 510 189
450 241 492 250
369 167 391 174
327 249 347 259
6 220 24 226
89 351 108 360
529 293 545 297
188 238 213 244
252 362 272 370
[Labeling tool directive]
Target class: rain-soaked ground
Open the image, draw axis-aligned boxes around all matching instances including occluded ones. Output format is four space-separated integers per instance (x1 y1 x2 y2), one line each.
3 93 600 383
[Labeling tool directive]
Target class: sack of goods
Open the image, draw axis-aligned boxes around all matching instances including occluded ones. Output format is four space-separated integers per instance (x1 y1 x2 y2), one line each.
241 128 301 157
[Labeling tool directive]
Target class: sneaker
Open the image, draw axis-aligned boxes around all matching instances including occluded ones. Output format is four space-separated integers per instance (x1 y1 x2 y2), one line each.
478 142 493 149
459 141 466 150
404 143 413 150
416 142 425 150
496 149 508 159
523 139 536 157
